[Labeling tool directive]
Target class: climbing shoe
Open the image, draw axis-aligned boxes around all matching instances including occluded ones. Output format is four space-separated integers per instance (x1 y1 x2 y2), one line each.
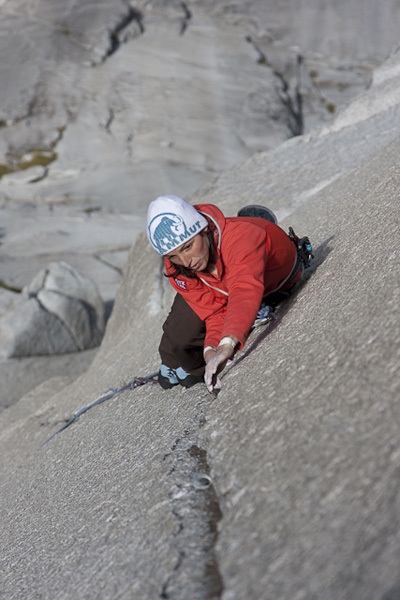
176 367 204 388
158 365 179 389
237 204 278 224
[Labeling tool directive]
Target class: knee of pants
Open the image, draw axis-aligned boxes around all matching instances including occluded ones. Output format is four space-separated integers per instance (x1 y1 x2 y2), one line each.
165 335 202 356
162 317 205 353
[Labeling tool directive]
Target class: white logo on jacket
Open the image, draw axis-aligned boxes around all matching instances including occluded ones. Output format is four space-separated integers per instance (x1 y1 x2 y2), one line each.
174 278 188 291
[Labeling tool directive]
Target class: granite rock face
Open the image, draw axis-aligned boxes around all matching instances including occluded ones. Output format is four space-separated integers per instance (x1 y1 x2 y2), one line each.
0 46 400 600
1 0 400 300
0 262 105 357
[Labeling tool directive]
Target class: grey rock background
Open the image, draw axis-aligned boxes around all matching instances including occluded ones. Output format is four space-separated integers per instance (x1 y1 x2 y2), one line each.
1 27 400 600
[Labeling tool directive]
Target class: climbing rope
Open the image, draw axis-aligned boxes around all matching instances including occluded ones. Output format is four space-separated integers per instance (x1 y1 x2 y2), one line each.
42 372 159 446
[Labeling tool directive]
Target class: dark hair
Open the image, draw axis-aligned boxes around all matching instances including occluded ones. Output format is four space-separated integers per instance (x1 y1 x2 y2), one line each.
165 229 217 279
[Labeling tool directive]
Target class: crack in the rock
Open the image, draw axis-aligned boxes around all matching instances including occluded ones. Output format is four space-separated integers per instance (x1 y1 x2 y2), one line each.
246 35 304 137
245 34 272 67
104 6 144 60
104 108 115 133
92 253 124 275
179 2 192 35
274 53 304 137
29 167 49 183
161 423 224 600
0 279 22 293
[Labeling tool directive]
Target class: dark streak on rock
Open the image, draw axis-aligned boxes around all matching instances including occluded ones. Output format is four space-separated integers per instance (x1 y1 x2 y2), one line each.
246 35 304 137
104 7 144 60
179 2 192 36
273 53 304 137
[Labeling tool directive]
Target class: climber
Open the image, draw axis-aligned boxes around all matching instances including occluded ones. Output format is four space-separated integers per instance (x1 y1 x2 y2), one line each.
146 195 311 393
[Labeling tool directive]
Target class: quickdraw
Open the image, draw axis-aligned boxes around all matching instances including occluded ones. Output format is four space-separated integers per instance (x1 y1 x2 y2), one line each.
42 372 159 446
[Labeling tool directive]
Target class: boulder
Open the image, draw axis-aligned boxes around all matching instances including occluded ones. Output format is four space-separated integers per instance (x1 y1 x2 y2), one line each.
0 262 105 357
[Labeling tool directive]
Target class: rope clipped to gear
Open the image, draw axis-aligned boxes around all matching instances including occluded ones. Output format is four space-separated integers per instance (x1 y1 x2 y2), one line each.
42 372 159 446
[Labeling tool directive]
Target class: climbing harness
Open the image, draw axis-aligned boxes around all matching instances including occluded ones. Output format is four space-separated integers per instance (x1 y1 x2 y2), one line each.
42 372 159 446
288 226 314 268
278 225 314 289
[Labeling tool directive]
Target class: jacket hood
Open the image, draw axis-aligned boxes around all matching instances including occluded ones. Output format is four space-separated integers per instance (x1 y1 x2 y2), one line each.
194 203 227 250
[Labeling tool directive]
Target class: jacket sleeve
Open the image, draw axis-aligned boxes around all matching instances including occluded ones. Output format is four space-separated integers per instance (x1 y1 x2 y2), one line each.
205 223 268 349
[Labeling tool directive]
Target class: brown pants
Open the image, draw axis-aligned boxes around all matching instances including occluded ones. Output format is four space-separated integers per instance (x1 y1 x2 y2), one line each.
159 294 206 376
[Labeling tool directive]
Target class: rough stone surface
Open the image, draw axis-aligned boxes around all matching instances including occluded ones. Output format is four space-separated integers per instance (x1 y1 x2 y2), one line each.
0 262 105 358
0 45 400 600
0 350 97 411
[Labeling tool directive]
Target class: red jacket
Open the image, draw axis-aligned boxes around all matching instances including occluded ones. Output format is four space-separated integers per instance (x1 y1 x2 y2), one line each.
164 204 297 350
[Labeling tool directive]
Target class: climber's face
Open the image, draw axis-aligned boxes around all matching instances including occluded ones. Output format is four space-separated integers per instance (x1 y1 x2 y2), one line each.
165 228 210 272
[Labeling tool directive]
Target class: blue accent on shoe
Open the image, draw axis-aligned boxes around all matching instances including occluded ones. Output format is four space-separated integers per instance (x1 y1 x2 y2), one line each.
158 365 179 389
253 304 274 328
256 305 273 320
176 367 204 388
176 367 191 380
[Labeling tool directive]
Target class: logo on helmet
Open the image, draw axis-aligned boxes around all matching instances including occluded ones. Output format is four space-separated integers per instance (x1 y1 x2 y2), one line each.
148 212 204 255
